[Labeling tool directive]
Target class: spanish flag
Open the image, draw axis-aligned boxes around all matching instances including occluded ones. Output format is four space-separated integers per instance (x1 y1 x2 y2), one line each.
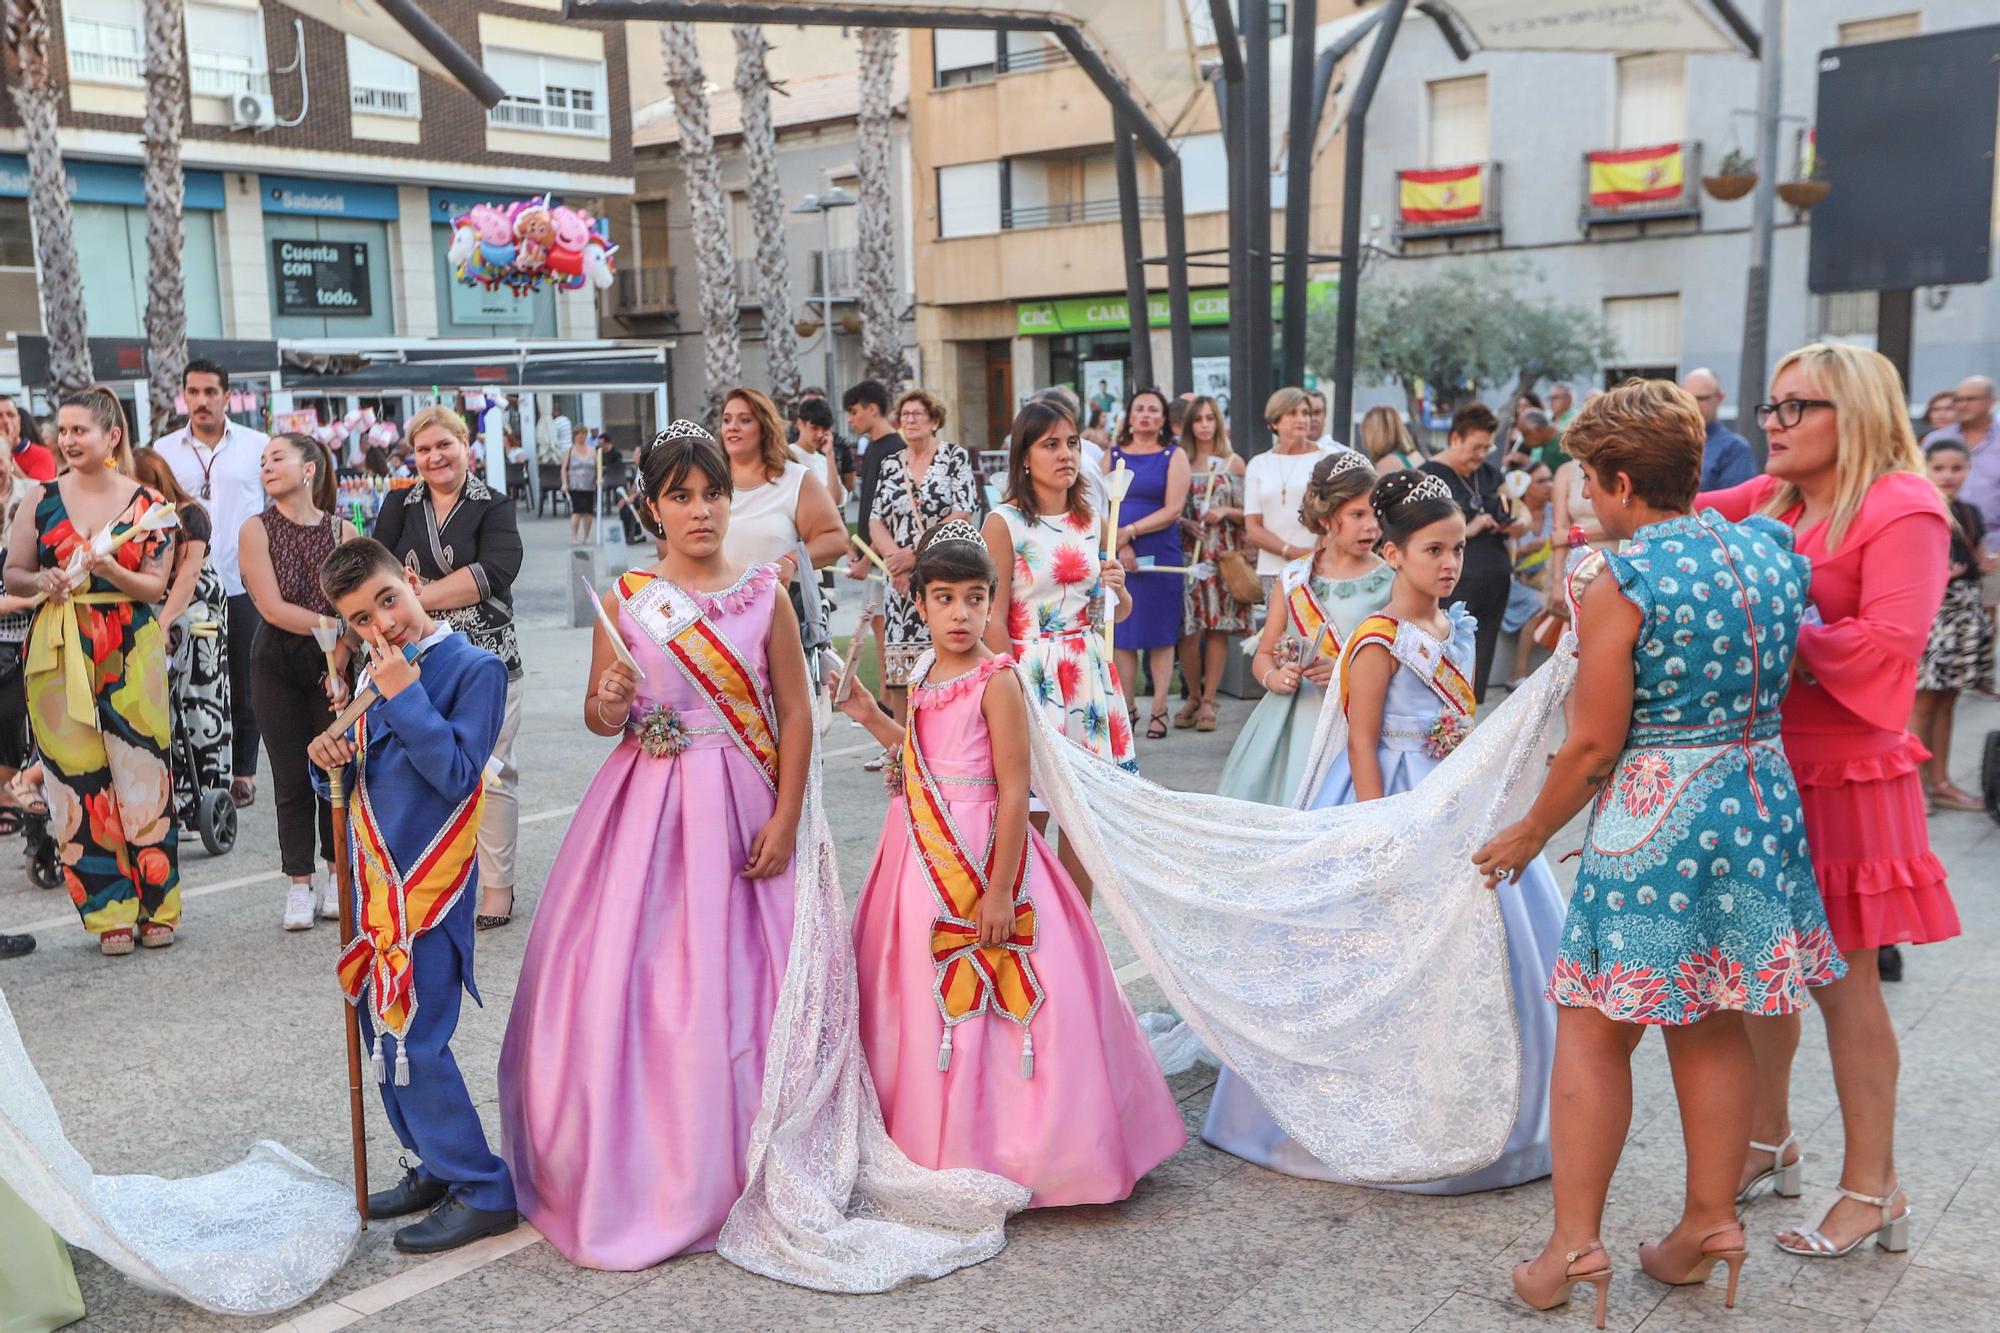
1587 143 1685 207
1399 164 1483 224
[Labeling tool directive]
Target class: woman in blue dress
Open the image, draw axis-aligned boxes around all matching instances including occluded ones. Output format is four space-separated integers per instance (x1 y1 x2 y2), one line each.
1104 389 1189 740
1216 451 1390 805
1475 381 1842 1327
1202 468 1564 1194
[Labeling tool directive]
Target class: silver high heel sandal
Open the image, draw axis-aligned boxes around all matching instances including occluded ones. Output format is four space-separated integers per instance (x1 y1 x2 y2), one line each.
1776 1184 1911 1258
1737 1132 1804 1204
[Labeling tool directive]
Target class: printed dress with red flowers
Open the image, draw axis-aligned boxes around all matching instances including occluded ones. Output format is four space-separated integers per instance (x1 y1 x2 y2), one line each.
1550 510 1845 1025
994 502 1135 771
24 482 180 937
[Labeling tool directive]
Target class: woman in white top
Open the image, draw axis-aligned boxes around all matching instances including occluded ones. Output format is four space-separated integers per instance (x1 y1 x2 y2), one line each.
717 386 848 580
1551 455 1606 548
1242 386 1334 599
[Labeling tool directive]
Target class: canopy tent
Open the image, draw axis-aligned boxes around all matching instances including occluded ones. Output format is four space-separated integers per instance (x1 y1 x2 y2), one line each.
1416 0 1754 57
272 0 506 106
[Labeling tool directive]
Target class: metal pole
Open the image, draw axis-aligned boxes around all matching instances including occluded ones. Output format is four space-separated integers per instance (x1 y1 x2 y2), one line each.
1734 0 1784 465
821 206 837 399
1161 154 1193 393
1279 0 1318 388
1331 0 1408 440
1112 111 1154 389
1244 0 1273 411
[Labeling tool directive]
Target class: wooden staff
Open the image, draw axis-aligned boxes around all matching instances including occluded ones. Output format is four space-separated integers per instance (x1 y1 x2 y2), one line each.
323 758 370 1227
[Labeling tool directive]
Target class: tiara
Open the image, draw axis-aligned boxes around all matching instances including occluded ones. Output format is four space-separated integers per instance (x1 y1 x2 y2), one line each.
926 517 988 552
1402 472 1454 506
655 418 714 445
1321 450 1370 480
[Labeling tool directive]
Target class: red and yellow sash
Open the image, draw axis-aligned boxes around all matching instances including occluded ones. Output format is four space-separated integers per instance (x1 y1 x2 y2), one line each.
1339 613 1477 717
336 708 483 1050
901 655 1042 1076
1286 578 1346 665
618 570 780 791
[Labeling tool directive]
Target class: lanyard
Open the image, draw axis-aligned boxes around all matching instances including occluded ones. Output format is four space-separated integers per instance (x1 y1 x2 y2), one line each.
191 426 229 501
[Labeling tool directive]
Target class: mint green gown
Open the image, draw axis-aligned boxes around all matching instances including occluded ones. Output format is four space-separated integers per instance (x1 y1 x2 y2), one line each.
0 1181 84 1332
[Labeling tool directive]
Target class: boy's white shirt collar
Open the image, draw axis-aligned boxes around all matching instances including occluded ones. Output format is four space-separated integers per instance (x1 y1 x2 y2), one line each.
356 621 454 691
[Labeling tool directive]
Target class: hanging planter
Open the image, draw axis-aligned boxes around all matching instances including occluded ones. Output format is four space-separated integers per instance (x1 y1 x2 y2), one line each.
1702 150 1757 201
838 312 863 335
794 318 822 338
1777 179 1830 209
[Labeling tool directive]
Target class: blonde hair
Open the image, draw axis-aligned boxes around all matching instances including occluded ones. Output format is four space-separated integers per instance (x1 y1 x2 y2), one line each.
1183 394 1232 460
405 405 470 449
1358 405 1415 465
1762 343 1930 551
722 386 791 479
59 386 135 474
1264 386 1310 428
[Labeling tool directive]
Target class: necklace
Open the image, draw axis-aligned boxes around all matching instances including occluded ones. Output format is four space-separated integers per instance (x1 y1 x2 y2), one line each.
1275 448 1314 511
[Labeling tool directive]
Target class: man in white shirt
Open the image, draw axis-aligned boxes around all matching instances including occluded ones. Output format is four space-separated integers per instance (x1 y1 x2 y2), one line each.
149 359 270 807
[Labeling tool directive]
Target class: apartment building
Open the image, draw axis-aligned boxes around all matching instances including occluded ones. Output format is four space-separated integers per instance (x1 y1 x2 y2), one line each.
907 7 1344 453
0 0 644 442
1358 2 2000 422
612 23 916 423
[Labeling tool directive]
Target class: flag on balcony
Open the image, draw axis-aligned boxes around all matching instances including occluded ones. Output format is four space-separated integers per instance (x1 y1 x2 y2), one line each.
1587 143 1685 206
1398 165 1483 224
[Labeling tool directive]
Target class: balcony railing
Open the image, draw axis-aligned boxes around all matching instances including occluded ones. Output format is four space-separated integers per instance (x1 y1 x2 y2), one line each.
487 98 606 137
1002 195 1163 230
810 247 859 296
1393 161 1502 241
189 54 268 97
1579 141 1702 227
351 84 417 117
68 48 141 84
997 42 1070 74
614 265 677 316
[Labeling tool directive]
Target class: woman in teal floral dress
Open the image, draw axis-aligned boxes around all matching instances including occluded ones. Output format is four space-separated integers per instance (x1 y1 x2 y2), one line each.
1476 381 1842 1324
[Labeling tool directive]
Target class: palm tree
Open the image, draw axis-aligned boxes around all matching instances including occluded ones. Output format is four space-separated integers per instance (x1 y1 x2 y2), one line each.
732 23 800 414
3 0 93 396
660 21 740 424
142 0 189 436
854 26 902 386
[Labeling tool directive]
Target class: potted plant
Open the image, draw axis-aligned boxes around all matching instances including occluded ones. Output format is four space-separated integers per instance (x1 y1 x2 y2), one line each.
1778 157 1830 210
794 317 822 338
1703 149 1757 201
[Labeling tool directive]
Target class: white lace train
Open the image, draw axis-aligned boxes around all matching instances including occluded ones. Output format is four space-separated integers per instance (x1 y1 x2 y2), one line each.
0 990 359 1315
1029 648 1576 1184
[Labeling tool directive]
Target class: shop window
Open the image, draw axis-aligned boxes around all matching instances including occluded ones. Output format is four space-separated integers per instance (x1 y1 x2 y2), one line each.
187 2 269 97
72 203 224 339
0 198 34 269
1426 75 1488 166
937 162 1002 238
64 0 142 85
432 223 557 336
1615 53 1686 148
347 35 419 117
1601 294 1681 384
486 48 609 137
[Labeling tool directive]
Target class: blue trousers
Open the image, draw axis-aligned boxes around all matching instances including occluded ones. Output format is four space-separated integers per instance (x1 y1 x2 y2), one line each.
355 926 516 1214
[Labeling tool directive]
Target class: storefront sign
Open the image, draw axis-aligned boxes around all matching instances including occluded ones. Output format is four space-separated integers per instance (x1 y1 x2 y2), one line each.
0 155 224 209
272 239 374 316
1014 280 1333 336
261 174 400 220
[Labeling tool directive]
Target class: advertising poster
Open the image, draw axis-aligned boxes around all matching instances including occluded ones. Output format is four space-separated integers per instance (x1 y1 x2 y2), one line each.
1082 359 1125 425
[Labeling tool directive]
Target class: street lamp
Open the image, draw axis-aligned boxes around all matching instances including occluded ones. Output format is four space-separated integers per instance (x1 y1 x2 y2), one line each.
791 186 858 403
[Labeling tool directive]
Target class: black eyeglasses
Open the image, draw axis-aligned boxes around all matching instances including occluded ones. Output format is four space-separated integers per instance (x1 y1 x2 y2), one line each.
1753 399 1836 429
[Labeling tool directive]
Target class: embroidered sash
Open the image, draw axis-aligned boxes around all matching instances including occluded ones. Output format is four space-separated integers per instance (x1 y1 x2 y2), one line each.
336 707 484 1054
617 571 780 791
1285 577 1344 664
1339 614 1477 718
901 654 1042 1077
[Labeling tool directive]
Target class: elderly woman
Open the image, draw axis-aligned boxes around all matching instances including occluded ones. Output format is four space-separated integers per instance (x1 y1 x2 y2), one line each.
369 405 526 930
1700 344 1956 1261
1242 387 1332 603
1475 379 1842 1323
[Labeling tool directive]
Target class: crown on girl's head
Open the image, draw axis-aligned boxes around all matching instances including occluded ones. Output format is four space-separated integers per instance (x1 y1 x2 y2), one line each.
926 517 988 552
1404 472 1453 506
658 418 714 443
1322 450 1370 479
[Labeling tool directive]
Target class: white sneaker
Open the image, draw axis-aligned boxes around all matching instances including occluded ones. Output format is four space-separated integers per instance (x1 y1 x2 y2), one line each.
283 882 317 931
316 868 341 921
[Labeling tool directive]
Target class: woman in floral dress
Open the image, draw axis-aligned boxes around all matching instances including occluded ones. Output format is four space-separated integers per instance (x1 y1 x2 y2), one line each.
869 388 979 721
1476 381 1842 1323
1175 394 1253 732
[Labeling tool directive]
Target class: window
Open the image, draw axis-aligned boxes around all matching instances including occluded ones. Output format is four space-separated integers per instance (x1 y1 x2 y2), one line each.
1602 294 1681 382
632 198 670 268
347 36 419 117
1426 75 1488 166
1839 13 1920 44
937 161 1002 238
1178 133 1228 214
825 176 860 251
187 2 269 97
63 0 142 85
933 30 996 87
0 198 35 268
1813 291 1880 342
1615 53 1686 147
1189 3 1290 46
486 48 609 137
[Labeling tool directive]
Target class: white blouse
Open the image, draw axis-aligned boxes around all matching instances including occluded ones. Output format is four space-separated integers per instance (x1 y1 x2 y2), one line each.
724 461 809 568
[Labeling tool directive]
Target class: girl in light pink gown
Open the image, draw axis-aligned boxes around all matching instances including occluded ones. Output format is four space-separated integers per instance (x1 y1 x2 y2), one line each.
835 520 1186 1207
498 428 813 1271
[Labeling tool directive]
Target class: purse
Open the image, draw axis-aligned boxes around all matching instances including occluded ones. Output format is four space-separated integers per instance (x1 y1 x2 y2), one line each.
1217 549 1265 605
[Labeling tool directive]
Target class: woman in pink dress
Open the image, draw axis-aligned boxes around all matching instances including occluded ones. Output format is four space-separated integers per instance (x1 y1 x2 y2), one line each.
836 521 1186 1206
498 425 811 1270
1700 343 1956 1261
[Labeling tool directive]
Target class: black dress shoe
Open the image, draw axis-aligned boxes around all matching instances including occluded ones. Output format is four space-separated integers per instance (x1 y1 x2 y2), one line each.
393 1195 519 1254
1878 944 1904 984
367 1166 449 1218
0 933 34 960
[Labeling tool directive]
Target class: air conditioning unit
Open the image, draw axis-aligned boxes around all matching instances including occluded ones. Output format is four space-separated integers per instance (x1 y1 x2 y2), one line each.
230 90 276 132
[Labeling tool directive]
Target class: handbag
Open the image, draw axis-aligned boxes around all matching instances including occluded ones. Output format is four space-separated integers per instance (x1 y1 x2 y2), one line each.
1217 549 1265 606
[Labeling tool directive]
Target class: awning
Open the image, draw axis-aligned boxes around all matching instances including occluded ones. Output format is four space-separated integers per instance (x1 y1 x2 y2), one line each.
278 339 674 393
13 337 279 388
1417 0 1755 57
273 0 507 106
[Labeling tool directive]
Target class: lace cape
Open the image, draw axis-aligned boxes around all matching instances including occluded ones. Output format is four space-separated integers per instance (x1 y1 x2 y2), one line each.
0 990 358 1315
1029 645 1577 1182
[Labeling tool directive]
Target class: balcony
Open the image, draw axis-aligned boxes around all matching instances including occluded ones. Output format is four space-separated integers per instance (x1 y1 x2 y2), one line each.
1001 195 1163 231
810 247 859 297
350 84 417 117
1579 141 1702 230
614 265 677 317
488 97 606 137
68 47 141 84
1393 161 1502 242
997 41 1070 75
189 53 268 97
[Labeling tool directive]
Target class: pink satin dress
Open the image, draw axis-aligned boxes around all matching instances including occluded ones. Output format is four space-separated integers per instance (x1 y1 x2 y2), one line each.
851 654 1187 1206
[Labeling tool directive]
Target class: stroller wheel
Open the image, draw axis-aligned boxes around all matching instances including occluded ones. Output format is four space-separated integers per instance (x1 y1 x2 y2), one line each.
197 788 237 856
26 832 62 891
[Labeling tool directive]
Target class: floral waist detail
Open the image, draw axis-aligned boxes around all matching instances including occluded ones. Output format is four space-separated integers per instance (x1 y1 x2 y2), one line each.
627 703 730 758
1378 711 1470 757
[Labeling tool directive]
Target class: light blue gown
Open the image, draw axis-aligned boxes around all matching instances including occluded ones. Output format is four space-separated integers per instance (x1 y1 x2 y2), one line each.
1201 605 1563 1193
1214 559 1393 806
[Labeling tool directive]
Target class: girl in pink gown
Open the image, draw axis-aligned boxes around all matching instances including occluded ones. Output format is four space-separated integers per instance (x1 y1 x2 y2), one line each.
498 427 812 1271
835 520 1187 1206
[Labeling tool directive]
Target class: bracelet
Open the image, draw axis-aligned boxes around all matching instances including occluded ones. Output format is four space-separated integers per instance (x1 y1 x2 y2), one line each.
594 697 631 729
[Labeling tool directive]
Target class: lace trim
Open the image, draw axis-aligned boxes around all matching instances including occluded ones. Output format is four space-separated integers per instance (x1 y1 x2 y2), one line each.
626 562 780 616
909 654 1014 710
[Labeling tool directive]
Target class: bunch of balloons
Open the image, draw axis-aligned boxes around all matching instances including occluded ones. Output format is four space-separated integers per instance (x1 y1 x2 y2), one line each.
446 194 617 296
310 408 400 453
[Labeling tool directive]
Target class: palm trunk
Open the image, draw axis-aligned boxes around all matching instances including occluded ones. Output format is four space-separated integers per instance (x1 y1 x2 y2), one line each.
661 21 741 425
733 24 799 414
4 0 93 396
855 26 902 386
143 0 189 437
